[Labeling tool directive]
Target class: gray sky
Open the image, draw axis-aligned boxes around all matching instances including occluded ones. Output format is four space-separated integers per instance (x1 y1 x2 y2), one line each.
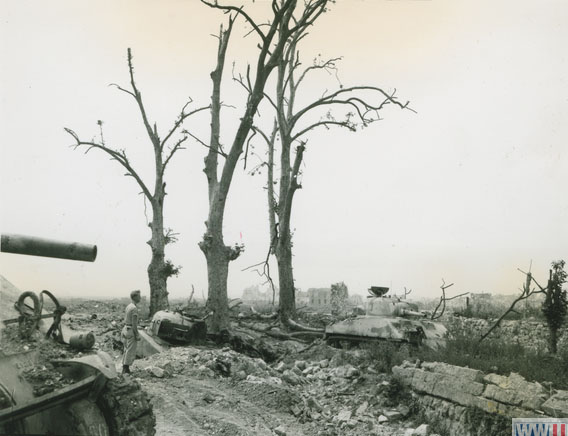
1 0 567 301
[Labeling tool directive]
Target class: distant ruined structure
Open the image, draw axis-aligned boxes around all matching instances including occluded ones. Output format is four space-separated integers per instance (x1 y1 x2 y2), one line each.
307 288 331 308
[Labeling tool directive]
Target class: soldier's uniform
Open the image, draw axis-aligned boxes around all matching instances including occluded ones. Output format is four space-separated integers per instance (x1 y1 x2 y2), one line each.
121 294 140 373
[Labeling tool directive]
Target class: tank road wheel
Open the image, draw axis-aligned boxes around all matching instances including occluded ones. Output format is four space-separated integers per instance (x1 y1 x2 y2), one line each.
97 376 156 436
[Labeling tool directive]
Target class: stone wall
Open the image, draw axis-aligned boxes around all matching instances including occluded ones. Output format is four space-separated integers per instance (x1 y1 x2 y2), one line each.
445 317 568 352
393 360 568 436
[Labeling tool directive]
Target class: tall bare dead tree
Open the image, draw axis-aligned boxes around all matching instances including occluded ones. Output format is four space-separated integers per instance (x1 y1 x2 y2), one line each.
199 0 331 333
66 48 208 316
253 32 414 322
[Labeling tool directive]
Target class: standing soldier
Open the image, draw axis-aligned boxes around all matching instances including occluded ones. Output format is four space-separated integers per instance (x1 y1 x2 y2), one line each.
121 289 141 374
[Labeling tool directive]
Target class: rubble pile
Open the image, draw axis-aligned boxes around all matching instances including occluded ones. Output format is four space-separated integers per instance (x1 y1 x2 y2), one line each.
134 343 436 436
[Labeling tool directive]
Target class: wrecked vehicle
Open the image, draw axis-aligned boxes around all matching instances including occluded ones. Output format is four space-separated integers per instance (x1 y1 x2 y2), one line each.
0 233 155 435
149 310 207 344
325 286 447 349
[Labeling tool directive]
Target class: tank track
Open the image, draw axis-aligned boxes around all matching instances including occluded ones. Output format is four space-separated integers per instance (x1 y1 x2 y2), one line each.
98 375 155 436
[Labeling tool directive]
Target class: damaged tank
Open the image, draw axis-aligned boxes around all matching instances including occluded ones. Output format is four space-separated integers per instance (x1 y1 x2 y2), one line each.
0 234 155 435
149 310 207 344
325 286 447 349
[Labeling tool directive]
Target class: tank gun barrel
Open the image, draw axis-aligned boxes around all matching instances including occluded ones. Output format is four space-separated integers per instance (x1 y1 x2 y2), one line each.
400 308 426 317
1 233 97 262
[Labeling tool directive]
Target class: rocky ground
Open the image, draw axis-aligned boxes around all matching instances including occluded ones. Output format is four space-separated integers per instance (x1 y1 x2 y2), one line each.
130 343 433 436
1 297 438 435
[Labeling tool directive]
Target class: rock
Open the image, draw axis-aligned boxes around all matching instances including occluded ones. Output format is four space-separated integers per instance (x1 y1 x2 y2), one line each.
378 415 388 423
291 366 303 376
383 410 403 421
160 362 174 377
346 366 360 378
421 361 484 382
295 360 307 370
319 359 329 368
397 404 410 417
345 419 357 428
245 375 266 384
290 405 302 417
413 424 430 435
302 366 315 376
541 389 568 416
483 372 548 409
334 365 359 378
274 362 286 372
282 370 301 386
146 366 165 378
256 358 268 370
336 409 351 423
274 425 287 436
235 370 247 380
202 393 216 403
355 401 368 416
306 396 323 412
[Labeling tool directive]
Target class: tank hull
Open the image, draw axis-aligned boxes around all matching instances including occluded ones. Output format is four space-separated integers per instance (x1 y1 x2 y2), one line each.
325 315 447 349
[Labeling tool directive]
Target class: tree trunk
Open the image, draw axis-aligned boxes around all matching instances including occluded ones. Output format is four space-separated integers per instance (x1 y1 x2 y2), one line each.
276 227 295 323
549 326 558 354
200 209 237 333
147 200 169 317
203 237 230 333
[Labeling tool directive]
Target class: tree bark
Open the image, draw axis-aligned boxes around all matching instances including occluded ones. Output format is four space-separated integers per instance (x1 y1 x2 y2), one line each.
276 231 295 322
147 197 169 316
203 238 230 333
549 326 558 354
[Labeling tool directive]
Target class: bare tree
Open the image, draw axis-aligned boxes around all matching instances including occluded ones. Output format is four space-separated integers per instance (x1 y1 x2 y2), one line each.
253 31 413 322
478 268 546 344
430 279 468 320
66 48 208 316
198 0 332 333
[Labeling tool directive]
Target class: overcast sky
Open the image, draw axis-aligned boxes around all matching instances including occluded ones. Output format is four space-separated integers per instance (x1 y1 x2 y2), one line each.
1 0 566 302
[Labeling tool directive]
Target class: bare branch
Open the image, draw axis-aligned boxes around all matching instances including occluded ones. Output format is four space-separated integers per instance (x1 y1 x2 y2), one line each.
243 128 257 170
161 136 188 176
64 127 152 200
291 86 415 131
125 48 161 148
291 120 355 141
201 0 267 42
479 270 546 343
295 56 342 90
187 130 227 158
430 279 463 320
109 83 135 98
287 0 328 37
161 100 210 150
